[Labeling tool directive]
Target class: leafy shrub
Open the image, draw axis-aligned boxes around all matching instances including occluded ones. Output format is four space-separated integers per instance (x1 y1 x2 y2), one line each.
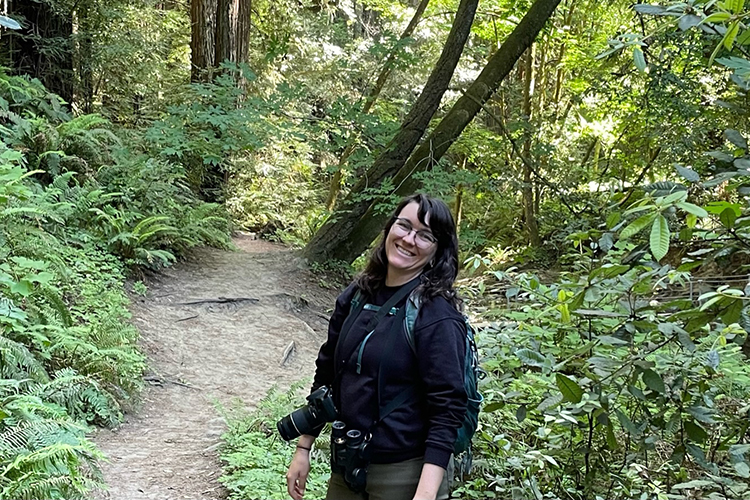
218 382 331 500
459 241 750 499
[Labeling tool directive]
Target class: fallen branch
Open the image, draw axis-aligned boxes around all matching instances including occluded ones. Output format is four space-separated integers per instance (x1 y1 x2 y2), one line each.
280 341 296 367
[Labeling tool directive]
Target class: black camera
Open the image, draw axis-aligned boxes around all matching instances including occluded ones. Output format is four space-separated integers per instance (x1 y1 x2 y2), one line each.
330 420 369 493
277 386 338 441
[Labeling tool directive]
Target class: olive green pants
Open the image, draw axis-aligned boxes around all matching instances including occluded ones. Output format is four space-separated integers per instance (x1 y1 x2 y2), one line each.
324 456 452 500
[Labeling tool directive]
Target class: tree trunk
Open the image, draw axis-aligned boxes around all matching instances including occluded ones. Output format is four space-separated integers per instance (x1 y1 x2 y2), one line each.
191 0 218 82
72 8 94 113
521 46 541 247
325 0 431 210
8 0 74 103
305 0 562 263
305 0 479 262
216 0 251 66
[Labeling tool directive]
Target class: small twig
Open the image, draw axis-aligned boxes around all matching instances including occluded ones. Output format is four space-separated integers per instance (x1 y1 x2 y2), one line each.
176 315 199 322
618 146 663 206
313 311 331 321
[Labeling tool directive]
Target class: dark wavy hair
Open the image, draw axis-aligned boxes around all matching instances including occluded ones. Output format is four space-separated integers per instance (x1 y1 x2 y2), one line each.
355 193 461 310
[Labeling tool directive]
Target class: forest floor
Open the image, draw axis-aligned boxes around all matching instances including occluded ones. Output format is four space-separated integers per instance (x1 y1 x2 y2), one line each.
91 235 340 500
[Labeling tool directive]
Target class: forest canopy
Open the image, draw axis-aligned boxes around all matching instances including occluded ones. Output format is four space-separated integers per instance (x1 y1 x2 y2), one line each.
1 0 749 498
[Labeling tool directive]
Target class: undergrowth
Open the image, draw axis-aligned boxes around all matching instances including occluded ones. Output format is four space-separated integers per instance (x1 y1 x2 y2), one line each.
217 381 331 500
0 68 233 498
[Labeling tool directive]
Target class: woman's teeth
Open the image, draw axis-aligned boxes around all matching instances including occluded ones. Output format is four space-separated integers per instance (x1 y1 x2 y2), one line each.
396 245 415 257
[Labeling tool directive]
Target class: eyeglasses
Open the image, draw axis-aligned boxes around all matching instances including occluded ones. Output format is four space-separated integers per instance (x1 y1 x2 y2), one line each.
392 218 437 248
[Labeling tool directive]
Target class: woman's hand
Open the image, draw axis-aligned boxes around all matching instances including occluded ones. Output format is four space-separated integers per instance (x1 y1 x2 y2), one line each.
286 436 315 500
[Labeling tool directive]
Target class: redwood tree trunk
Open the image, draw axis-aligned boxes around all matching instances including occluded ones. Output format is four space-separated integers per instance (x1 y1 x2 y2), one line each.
305 0 562 263
190 0 218 82
304 0 479 263
216 0 250 66
521 45 541 247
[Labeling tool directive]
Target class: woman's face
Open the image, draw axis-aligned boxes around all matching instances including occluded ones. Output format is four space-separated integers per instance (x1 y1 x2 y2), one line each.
385 202 438 285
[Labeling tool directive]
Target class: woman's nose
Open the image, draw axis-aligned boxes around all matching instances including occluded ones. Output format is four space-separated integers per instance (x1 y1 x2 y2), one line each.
401 230 418 245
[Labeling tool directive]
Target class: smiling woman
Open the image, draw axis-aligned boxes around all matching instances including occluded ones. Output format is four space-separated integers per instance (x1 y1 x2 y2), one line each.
284 194 467 500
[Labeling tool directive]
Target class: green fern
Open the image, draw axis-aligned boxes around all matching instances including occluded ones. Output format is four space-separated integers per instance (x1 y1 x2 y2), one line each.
0 335 50 386
28 368 121 428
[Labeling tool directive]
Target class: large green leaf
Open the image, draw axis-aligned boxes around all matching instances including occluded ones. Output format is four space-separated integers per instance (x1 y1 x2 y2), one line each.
621 212 657 239
649 215 670 261
516 349 546 367
555 373 583 404
675 165 700 182
615 409 639 435
685 421 708 443
723 21 741 50
633 47 647 72
642 369 665 394
725 129 748 149
633 4 666 15
720 207 737 228
676 202 708 218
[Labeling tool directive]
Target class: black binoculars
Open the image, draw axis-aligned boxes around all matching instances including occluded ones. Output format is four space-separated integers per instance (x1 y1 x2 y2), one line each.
331 420 369 493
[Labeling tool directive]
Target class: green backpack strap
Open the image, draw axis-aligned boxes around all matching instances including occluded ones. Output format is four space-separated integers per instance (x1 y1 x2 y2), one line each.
403 291 422 356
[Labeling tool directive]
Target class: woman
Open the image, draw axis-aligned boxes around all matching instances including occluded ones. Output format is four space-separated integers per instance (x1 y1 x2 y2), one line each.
286 194 467 500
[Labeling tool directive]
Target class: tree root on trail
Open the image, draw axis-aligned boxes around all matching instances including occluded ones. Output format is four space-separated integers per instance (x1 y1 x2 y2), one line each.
176 315 199 322
144 375 201 390
177 297 259 306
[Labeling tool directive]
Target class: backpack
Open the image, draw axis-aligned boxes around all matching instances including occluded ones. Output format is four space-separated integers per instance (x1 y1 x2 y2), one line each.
403 291 483 456
350 289 483 457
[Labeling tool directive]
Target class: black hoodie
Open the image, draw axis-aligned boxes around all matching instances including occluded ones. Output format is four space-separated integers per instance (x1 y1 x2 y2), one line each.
312 282 467 469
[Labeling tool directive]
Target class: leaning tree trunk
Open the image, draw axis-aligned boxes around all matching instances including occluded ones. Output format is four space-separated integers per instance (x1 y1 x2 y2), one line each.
304 0 479 262
306 0 562 263
325 0 431 210
190 0 218 82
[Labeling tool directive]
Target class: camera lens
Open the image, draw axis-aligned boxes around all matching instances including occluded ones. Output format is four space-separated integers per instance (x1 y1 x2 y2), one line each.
277 406 320 441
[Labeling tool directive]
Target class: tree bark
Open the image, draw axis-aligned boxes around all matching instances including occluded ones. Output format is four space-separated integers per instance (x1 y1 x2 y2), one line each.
305 0 562 263
72 8 94 113
216 0 251 66
191 0 218 82
305 0 479 263
324 0 431 210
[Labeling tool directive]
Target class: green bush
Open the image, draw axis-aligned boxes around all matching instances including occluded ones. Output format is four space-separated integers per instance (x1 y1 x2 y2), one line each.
218 382 331 500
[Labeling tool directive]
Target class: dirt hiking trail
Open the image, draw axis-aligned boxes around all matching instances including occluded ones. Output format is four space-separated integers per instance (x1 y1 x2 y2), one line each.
92 235 339 500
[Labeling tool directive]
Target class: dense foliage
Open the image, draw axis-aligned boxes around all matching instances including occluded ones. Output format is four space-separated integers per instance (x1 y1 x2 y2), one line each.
3 0 750 498
0 69 231 498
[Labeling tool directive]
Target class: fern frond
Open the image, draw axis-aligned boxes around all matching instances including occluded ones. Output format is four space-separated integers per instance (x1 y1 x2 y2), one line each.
0 336 50 384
